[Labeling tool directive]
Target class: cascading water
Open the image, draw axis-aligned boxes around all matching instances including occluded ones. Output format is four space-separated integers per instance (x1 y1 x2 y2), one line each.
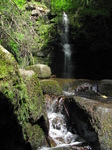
39 96 89 150
62 12 72 78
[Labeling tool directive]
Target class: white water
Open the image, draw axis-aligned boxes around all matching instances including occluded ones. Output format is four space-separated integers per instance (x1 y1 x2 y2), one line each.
39 98 85 150
62 12 72 78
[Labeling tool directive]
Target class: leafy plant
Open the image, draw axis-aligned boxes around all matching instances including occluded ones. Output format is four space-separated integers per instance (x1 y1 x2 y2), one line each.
14 0 26 9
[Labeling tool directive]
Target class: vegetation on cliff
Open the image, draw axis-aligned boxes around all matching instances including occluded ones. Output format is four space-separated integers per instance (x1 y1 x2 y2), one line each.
49 0 112 78
1 0 112 76
0 0 51 67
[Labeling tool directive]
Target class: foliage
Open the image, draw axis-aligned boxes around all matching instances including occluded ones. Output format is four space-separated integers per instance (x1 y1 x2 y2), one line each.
14 0 26 9
0 0 52 67
51 0 80 12
50 0 112 16
0 0 37 67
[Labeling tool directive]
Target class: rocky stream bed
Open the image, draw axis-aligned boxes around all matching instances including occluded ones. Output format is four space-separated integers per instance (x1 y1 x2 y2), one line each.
0 45 112 150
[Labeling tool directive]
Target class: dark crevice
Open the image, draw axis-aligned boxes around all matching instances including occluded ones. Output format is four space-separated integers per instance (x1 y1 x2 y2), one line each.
0 92 32 150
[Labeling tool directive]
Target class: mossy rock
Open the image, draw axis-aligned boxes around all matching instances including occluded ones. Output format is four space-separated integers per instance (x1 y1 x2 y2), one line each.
26 64 51 79
19 68 50 149
0 45 18 80
0 45 31 147
0 45 28 127
40 79 62 95
20 70 45 122
26 123 47 150
0 45 26 108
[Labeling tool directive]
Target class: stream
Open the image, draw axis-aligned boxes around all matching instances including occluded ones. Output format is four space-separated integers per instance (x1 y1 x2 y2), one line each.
39 95 92 150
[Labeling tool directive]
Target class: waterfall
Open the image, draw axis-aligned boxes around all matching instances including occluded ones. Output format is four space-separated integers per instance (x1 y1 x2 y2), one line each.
62 12 72 78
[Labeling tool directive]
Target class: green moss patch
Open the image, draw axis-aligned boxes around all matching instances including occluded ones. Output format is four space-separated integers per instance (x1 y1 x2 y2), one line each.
0 45 26 107
0 45 19 80
23 73 45 122
40 79 62 95
26 123 46 149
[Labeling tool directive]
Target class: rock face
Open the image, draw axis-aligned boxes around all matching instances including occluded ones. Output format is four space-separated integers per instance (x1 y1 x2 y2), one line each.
63 96 112 150
0 45 31 149
26 4 50 17
27 64 51 79
0 45 49 150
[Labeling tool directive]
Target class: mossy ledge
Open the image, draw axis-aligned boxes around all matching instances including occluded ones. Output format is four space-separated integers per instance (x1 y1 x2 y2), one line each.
40 79 62 95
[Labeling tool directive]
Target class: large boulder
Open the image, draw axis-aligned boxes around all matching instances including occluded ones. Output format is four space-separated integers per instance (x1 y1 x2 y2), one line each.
64 96 112 150
0 45 31 149
27 64 51 79
0 45 26 110
19 68 35 77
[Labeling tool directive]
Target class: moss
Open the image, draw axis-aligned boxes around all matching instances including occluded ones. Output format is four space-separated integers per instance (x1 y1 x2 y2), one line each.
0 45 30 142
40 79 62 95
26 123 46 149
0 45 26 106
94 107 112 149
0 45 48 149
0 45 18 80
22 73 49 149
26 1 47 9
24 74 45 122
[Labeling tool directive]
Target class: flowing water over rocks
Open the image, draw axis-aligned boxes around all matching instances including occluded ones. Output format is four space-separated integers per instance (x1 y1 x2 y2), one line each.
39 95 92 150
